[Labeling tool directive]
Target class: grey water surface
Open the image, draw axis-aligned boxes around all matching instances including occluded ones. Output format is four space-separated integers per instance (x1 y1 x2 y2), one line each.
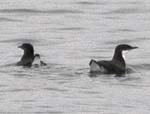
0 0 150 114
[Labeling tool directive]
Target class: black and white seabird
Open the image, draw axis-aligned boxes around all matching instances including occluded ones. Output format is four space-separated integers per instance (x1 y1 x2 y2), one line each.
17 43 46 67
89 44 138 74
17 43 34 67
32 54 47 67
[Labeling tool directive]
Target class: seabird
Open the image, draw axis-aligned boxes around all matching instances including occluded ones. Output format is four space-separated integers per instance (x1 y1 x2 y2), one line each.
89 44 138 74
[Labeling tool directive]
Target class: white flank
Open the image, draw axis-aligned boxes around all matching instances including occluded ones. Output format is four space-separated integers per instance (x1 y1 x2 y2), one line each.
90 61 106 72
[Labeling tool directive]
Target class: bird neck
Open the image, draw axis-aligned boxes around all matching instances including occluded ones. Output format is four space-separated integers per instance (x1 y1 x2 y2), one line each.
22 50 34 59
112 50 125 66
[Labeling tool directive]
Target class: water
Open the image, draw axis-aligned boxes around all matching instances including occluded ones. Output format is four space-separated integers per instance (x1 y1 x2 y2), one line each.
0 0 150 113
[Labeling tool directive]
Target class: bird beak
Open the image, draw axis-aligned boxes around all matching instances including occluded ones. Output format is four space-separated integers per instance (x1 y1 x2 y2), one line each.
132 46 138 49
18 45 22 49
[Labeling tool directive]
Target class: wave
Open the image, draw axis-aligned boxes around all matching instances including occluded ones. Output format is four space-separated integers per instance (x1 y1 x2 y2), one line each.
0 8 83 14
103 8 144 14
0 17 22 22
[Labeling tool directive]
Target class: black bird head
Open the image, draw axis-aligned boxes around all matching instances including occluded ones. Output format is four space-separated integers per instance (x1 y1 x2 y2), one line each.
115 44 138 52
113 44 138 64
34 54 40 59
33 53 47 66
18 43 34 54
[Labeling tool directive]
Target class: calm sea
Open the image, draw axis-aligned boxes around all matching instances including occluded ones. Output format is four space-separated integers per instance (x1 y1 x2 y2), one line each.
0 0 149 114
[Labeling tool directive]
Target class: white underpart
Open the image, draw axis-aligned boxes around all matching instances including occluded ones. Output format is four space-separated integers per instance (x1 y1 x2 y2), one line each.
122 51 129 60
90 61 106 72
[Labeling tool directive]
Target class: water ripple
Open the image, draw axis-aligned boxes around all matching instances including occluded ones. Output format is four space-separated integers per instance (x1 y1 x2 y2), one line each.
0 9 83 14
75 1 106 5
105 37 149 46
0 38 39 44
0 17 22 22
55 27 85 31
0 88 33 93
44 87 68 92
103 8 143 14
108 29 136 33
